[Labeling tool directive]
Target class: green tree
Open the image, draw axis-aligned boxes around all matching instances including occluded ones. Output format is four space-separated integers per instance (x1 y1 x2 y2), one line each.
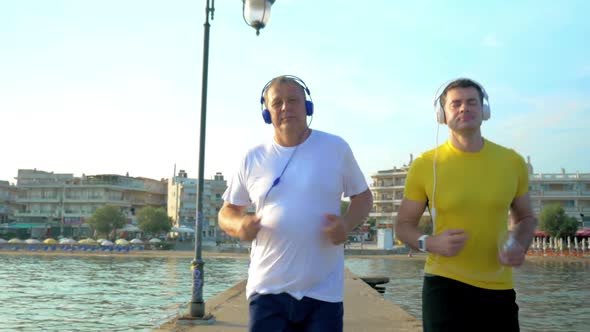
539 204 578 238
137 207 172 235
86 205 127 238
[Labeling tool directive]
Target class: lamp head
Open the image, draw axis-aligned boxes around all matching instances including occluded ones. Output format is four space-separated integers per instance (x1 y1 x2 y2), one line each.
243 0 276 35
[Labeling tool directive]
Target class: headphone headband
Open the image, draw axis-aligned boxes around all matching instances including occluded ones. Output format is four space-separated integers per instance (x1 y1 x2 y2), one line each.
260 75 314 124
433 78 491 124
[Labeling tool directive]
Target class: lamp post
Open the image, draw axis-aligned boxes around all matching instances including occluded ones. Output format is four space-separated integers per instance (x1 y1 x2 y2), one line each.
185 0 277 322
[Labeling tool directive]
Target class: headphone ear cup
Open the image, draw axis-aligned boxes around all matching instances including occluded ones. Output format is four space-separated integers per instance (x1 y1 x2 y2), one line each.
435 104 445 124
262 109 272 124
482 104 491 120
305 101 314 116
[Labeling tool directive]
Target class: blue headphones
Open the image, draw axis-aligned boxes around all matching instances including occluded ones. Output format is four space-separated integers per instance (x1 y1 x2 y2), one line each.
260 75 314 124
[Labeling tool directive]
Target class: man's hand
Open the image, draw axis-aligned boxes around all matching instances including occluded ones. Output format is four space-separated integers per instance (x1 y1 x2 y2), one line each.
498 239 526 267
429 229 469 257
237 214 261 241
322 214 350 245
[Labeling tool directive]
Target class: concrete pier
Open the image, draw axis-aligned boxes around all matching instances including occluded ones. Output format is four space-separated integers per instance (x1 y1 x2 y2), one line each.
155 269 422 332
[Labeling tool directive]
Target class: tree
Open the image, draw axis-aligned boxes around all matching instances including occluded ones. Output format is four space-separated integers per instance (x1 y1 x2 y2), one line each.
539 204 578 238
86 205 127 238
137 207 172 236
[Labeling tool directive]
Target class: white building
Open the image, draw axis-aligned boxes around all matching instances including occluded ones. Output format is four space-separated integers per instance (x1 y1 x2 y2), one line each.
14 169 167 238
167 170 226 242
527 157 590 228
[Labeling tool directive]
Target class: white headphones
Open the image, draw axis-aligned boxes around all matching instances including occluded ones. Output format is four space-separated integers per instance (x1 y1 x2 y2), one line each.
433 78 491 124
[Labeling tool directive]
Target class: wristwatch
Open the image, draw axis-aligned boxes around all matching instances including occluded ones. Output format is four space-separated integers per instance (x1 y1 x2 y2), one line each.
418 235 429 252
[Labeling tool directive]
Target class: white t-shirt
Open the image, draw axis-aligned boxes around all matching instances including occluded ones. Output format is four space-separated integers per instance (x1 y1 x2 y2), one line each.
222 130 368 302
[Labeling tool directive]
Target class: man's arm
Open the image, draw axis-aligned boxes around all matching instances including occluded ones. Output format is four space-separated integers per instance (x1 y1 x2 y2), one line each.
395 198 428 249
343 189 374 231
396 198 469 256
218 202 261 241
509 193 536 251
323 189 373 245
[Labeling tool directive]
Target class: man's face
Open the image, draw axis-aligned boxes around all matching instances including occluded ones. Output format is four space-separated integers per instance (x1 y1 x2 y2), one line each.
266 81 307 131
443 86 483 132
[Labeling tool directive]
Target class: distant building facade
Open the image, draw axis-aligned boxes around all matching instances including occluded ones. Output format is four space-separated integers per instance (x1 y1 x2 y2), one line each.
0 180 19 224
14 169 167 238
527 157 590 229
369 155 417 232
167 170 226 242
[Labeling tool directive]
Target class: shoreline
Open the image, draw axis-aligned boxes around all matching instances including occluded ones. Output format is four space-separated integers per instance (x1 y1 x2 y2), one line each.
1 249 588 263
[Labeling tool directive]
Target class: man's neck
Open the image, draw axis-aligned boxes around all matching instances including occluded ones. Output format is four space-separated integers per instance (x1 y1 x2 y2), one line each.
275 127 311 147
449 129 484 152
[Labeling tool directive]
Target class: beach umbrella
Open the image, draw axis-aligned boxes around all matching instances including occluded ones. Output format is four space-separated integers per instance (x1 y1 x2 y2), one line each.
8 238 23 243
59 238 77 245
43 238 57 244
79 238 97 244
115 239 129 246
101 240 113 246
25 239 41 244
0 238 6 243
130 238 143 244
149 238 161 243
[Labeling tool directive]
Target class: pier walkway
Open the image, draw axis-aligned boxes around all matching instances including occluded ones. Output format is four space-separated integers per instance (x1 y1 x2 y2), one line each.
155 269 421 332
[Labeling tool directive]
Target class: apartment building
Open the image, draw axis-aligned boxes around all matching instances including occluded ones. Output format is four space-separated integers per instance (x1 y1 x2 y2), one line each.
0 180 19 224
369 156 414 230
14 169 167 238
528 158 590 228
167 170 226 242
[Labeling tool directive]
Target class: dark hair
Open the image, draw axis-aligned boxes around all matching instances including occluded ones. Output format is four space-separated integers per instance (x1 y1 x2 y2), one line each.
439 78 485 108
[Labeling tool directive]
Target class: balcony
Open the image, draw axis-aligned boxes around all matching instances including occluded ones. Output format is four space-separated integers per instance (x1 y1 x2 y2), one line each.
16 197 60 203
542 190 578 196
369 212 396 217
14 211 51 217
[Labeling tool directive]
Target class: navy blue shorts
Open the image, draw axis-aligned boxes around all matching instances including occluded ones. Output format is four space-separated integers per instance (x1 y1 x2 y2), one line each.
248 293 343 332
422 275 520 332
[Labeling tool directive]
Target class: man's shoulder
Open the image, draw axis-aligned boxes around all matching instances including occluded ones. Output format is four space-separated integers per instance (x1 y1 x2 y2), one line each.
484 139 525 161
244 141 273 156
313 129 345 142
310 130 350 148
414 146 439 163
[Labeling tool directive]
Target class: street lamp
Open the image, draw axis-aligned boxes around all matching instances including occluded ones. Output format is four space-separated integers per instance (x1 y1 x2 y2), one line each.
184 0 276 323
243 0 276 36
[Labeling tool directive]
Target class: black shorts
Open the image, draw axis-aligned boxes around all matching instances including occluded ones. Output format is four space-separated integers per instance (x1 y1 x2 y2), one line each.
422 275 519 332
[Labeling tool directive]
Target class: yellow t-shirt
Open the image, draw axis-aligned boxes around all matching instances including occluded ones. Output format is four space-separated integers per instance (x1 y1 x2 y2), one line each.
404 139 529 290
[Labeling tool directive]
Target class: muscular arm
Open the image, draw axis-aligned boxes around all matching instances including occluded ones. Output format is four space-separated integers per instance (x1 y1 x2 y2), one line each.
218 202 260 241
395 198 427 249
509 193 536 250
395 198 469 256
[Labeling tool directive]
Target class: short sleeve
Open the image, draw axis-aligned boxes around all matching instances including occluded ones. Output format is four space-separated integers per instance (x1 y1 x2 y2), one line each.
342 142 369 197
514 152 529 198
222 155 252 207
403 156 428 202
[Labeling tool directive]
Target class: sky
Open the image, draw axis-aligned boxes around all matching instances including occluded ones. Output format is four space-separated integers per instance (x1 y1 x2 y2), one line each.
1 0 589 184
